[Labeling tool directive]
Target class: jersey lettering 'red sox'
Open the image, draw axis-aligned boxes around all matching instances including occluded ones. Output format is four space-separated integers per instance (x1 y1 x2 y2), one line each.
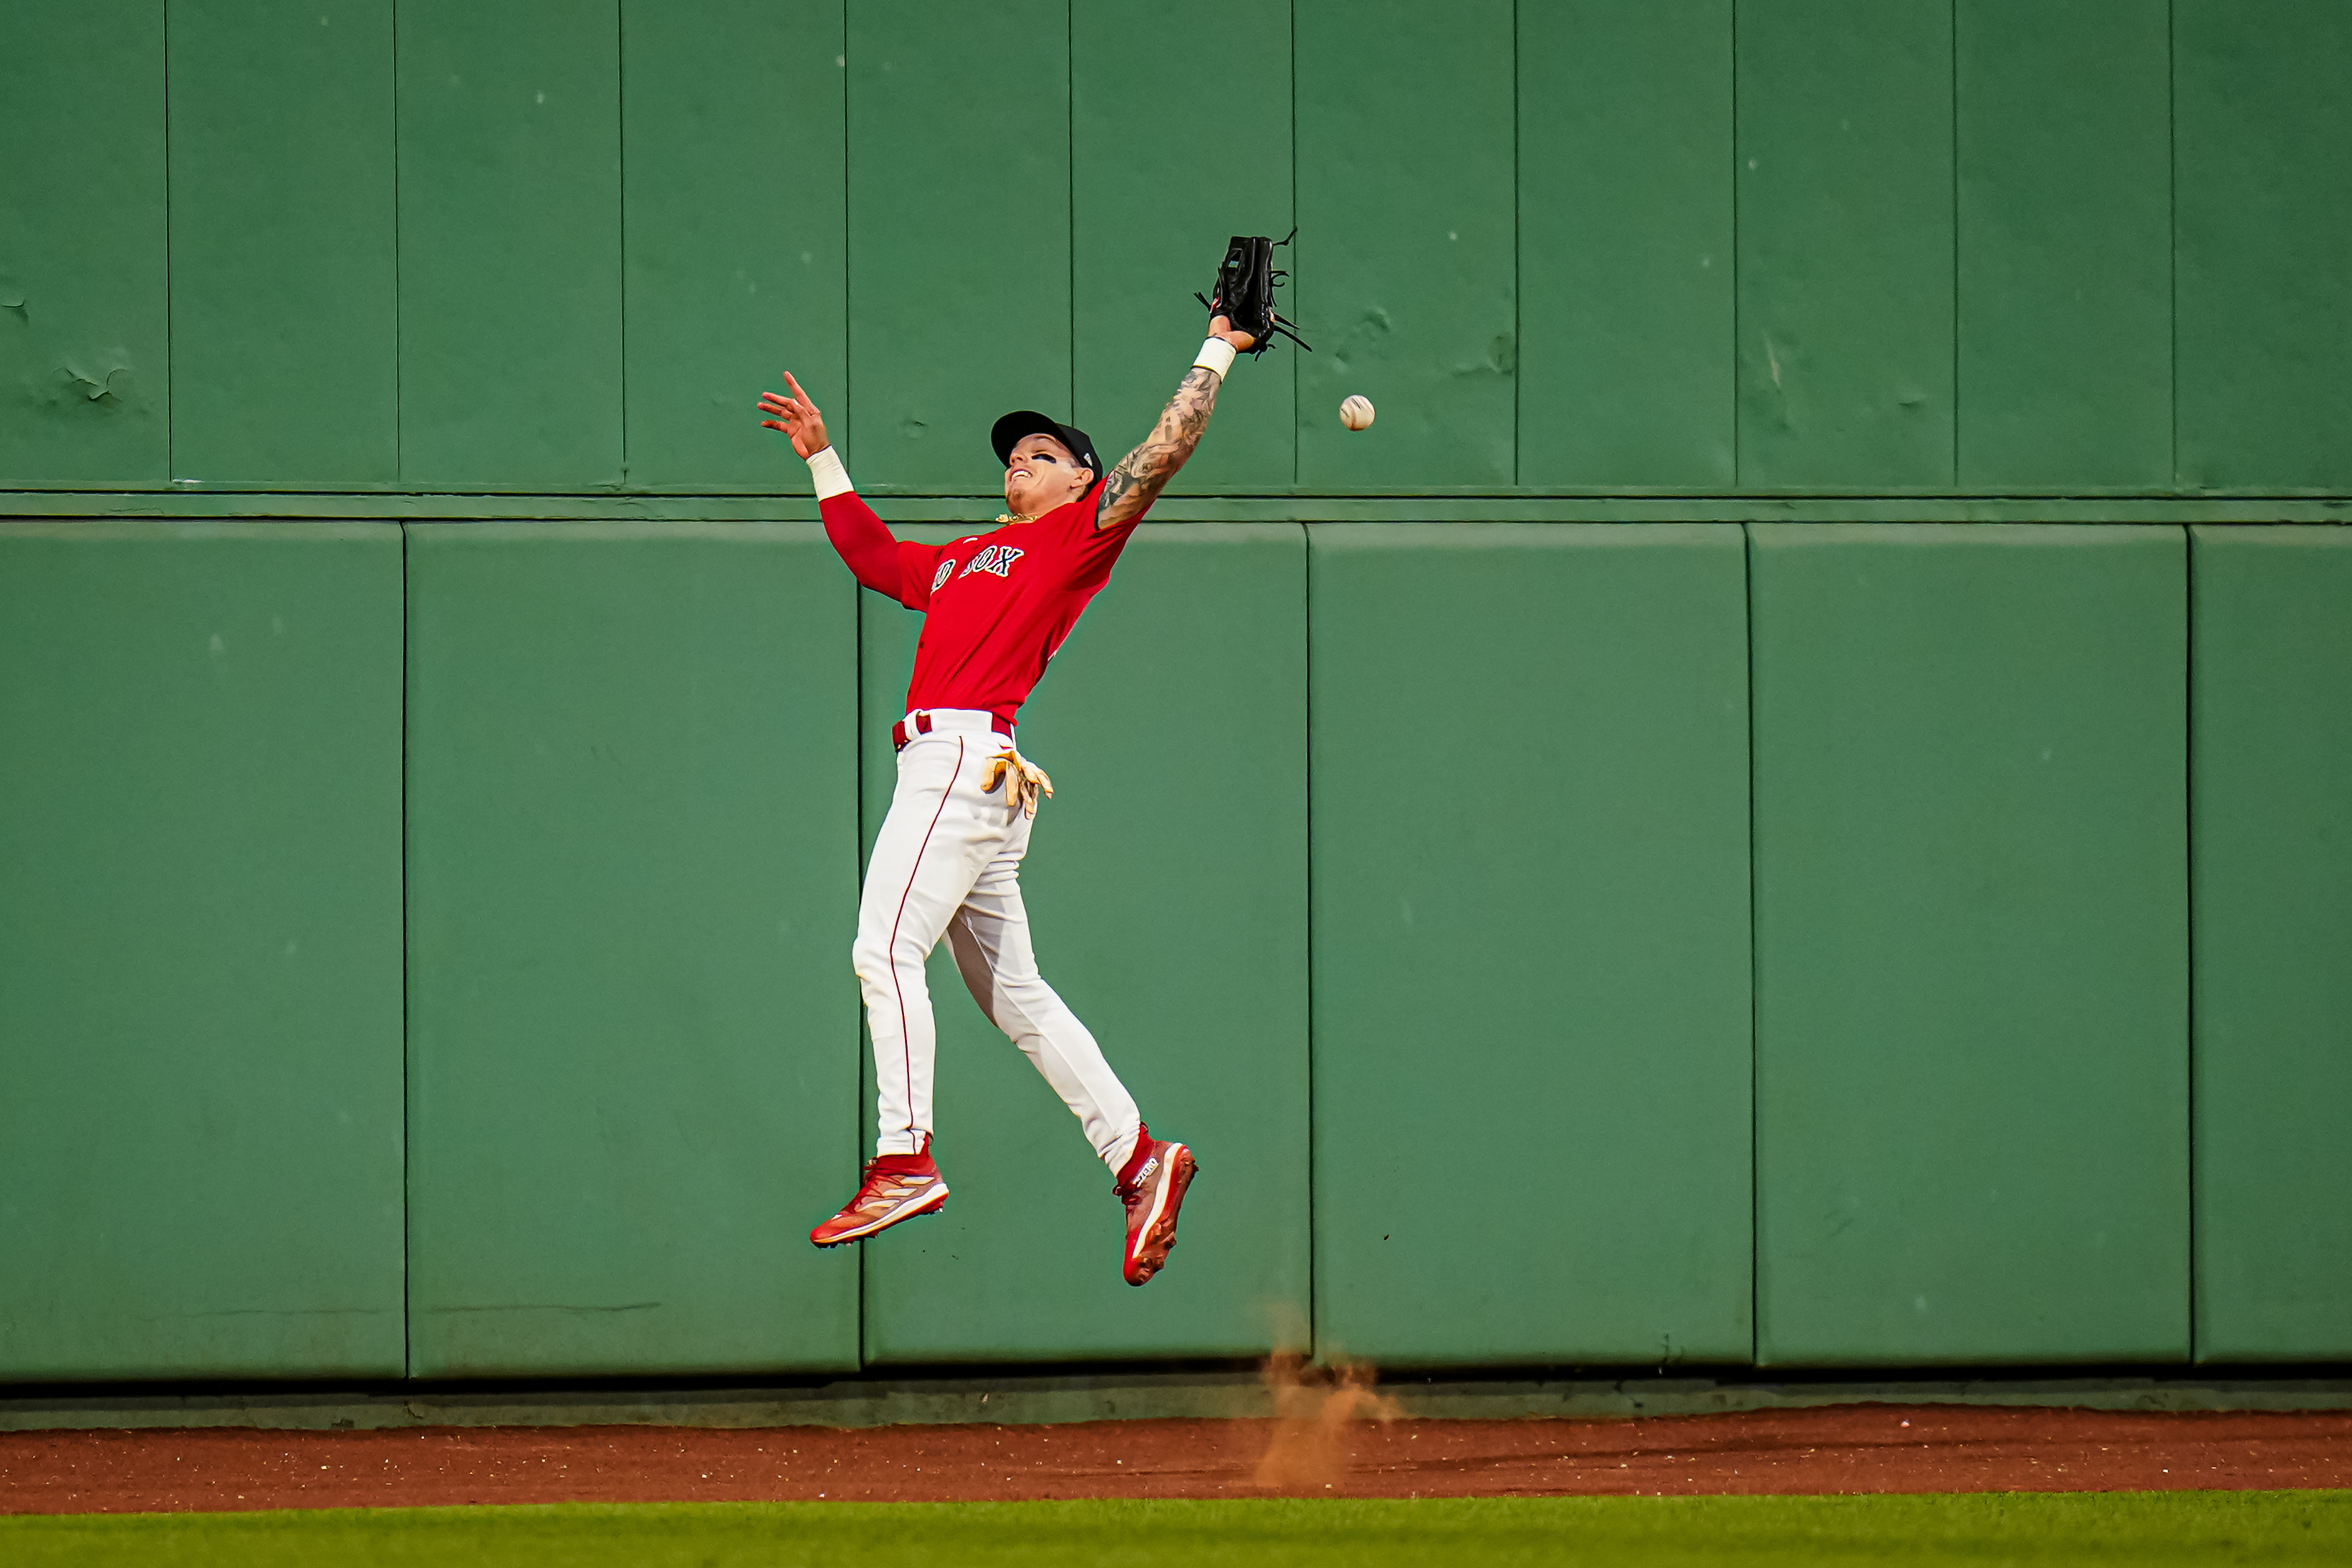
820 478 1139 723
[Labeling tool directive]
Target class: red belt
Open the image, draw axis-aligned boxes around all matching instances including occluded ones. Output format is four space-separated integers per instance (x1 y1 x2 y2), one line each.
892 711 1014 751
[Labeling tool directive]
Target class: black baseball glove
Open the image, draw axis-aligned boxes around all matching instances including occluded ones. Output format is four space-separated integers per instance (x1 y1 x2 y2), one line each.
1196 232 1310 355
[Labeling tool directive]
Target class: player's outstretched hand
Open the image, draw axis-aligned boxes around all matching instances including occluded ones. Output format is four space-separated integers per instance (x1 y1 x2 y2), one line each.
758 372 830 458
1209 314 1257 355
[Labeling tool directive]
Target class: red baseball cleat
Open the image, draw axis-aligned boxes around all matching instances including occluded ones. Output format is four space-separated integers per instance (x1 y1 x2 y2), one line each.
810 1145 948 1247
1115 1125 1196 1286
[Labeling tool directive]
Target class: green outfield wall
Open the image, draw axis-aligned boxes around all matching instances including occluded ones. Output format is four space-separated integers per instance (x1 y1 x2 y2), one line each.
4 0 2351 501
5 521 2349 1380
2 1 2349 1384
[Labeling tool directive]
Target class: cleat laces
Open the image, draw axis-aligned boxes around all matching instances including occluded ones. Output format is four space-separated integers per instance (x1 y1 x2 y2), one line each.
847 1160 933 1220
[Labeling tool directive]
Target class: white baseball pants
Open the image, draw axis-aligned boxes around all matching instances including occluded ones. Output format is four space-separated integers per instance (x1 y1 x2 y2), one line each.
854 708 1142 1173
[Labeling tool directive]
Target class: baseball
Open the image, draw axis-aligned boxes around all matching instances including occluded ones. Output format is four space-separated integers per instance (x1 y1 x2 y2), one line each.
1339 395 1376 431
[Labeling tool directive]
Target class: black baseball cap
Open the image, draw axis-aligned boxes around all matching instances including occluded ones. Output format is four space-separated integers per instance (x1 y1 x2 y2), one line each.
992 410 1102 481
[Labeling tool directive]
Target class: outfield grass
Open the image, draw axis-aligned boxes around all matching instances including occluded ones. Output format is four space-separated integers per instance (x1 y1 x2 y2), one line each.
4 1491 2348 1566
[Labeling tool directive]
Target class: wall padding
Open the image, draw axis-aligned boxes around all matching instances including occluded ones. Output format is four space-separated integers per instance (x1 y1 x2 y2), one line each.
403 521 860 1377
0 522 405 1379
1751 524 2189 1366
2190 526 2352 1362
1310 523 1755 1366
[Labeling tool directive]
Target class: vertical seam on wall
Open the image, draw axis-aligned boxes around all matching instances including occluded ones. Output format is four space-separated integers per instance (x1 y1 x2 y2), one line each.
2182 526 2197 1360
616 0 628 485
2174 0 2192 1347
1300 520 1315 1361
1743 521 1762 1369
162 0 175 481
851 3 870 1363
853 586 869 1370
392 0 403 481
2166 0 2179 490
1729 0 1741 487
399 521 413 1379
1949 0 1960 488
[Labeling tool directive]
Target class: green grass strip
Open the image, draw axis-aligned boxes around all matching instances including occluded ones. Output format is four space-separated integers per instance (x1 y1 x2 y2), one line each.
4 1491 2348 1567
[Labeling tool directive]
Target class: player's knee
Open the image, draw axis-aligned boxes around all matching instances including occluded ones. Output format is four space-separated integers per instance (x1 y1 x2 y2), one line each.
853 927 931 983
997 974 1057 1018
850 930 891 985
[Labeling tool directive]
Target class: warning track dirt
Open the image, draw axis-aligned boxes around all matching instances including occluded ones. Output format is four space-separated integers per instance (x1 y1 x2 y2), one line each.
4 1405 2350 1514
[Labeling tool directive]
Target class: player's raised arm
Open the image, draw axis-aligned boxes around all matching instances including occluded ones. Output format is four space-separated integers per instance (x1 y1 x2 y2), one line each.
759 372 933 602
1094 315 1257 532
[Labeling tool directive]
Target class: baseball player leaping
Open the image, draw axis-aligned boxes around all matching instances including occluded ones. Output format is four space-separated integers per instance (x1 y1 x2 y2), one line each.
757 304 1264 1286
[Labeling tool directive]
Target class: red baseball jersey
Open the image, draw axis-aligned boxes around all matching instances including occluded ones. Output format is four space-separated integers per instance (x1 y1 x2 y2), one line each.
819 479 1141 724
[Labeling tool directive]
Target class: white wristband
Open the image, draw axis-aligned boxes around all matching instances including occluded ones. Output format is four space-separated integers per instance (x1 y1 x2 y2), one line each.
1192 336 1238 380
805 446 853 500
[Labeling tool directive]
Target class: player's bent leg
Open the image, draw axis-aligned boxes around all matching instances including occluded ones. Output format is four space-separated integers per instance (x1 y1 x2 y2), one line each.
947 860 1197 1285
945 872 1142 1167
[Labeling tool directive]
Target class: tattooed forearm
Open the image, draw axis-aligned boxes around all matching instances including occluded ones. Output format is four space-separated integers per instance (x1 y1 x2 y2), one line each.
1098 365 1222 529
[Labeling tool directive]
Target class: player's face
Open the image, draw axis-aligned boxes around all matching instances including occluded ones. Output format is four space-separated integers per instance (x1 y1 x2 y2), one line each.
1003 435 1093 518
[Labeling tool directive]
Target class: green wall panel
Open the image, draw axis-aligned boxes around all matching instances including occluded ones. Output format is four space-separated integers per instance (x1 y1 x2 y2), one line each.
0 522 405 1379
397 0 623 487
0 1 168 484
168 0 398 485
1517 1 1734 489
847 1 1070 491
1310 525 1754 1366
1735 0 1953 489
1295 0 1515 488
1954 0 2171 489
405 523 859 1377
1071 0 1295 491
1752 525 2189 1366
856 524 1310 1362
2174 0 2352 491
2190 526 2352 1361
623 0 845 489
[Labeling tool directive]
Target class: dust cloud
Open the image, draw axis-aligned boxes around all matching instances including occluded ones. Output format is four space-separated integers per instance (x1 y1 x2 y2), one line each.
1249 1352 1403 1490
